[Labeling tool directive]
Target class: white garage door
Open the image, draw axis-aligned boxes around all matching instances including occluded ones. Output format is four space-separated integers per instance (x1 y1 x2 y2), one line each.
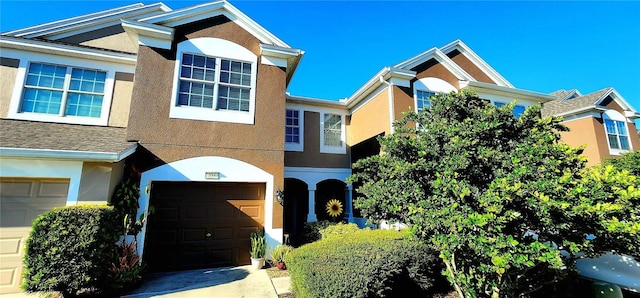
0 178 69 294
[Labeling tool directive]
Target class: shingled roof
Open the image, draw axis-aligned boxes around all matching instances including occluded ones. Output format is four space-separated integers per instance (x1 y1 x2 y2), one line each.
0 119 136 160
541 88 611 118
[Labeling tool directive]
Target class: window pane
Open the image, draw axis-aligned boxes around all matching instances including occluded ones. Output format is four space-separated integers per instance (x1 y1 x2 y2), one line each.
324 114 342 147
608 135 620 149
620 136 630 150
416 90 434 112
181 54 215 82
217 86 250 112
616 121 628 136
604 120 616 134
20 88 62 114
494 102 505 107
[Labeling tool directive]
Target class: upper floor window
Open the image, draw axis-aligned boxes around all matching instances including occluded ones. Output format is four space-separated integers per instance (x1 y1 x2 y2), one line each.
170 38 257 124
602 110 632 154
21 63 106 118
178 54 252 112
320 113 346 154
416 90 435 112
285 109 304 151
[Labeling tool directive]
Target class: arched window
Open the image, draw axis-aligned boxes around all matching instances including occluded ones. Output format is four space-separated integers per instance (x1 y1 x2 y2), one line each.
169 37 257 124
412 77 457 113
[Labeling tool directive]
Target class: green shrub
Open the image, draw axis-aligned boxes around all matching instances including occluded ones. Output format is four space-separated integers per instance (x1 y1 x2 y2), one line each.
270 244 294 263
319 222 362 239
22 205 120 297
299 220 338 245
285 229 445 298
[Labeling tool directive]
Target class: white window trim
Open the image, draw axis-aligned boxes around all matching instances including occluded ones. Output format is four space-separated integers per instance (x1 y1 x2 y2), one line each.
6 50 124 126
602 110 633 155
285 108 304 152
414 89 436 113
169 37 257 124
320 112 346 154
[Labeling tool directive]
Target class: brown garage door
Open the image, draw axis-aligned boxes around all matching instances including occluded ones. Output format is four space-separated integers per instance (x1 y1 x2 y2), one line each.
145 182 265 272
0 178 69 294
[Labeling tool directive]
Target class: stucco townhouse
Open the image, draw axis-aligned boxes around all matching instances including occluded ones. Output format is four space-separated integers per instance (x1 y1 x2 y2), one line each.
1 0 638 294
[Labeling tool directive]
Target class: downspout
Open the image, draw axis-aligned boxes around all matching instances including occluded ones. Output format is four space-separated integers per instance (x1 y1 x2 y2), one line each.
379 75 395 134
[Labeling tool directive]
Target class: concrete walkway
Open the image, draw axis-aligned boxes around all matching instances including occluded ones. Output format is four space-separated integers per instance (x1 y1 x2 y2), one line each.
122 265 279 298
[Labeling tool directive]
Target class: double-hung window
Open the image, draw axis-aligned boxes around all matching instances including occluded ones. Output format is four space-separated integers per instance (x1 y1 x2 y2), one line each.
416 90 435 113
178 53 252 112
170 38 257 124
605 119 630 151
320 113 345 154
21 62 106 118
285 109 300 144
285 109 303 151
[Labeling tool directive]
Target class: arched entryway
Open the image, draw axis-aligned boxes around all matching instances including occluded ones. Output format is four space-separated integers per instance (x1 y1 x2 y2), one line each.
283 178 308 246
315 179 347 222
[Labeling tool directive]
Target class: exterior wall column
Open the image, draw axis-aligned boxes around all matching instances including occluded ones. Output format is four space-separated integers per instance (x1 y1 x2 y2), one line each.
307 186 317 222
344 185 354 222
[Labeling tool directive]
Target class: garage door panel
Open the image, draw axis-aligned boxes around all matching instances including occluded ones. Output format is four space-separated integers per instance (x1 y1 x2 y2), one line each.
146 182 265 272
0 179 68 294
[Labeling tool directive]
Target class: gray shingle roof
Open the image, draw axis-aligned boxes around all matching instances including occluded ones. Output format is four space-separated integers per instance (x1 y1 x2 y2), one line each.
541 88 611 117
0 119 135 154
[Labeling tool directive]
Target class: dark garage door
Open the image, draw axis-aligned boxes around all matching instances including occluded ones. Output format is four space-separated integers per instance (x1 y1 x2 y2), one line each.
145 182 265 272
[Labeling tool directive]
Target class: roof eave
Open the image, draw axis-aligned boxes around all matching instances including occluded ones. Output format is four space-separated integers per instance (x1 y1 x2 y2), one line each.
286 94 346 108
461 80 556 103
0 143 138 162
0 35 137 64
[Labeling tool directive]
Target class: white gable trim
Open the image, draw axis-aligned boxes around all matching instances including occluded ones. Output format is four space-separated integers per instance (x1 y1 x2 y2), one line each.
594 88 638 114
3 3 170 40
440 39 514 88
394 47 474 82
139 1 289 48
121 19 174 50
461 80 556 103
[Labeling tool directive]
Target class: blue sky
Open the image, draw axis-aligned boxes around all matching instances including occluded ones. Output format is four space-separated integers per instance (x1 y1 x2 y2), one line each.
2 1 639 117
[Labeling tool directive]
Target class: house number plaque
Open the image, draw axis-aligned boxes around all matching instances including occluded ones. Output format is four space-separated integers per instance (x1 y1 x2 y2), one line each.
205 172 220 180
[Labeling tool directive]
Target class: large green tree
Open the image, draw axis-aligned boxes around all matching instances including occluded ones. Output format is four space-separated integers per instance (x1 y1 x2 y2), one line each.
349 91 639 298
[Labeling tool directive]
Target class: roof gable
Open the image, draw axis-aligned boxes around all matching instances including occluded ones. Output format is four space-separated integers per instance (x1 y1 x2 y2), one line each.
393 47 474 82
439 39 514 88
136 1 289 48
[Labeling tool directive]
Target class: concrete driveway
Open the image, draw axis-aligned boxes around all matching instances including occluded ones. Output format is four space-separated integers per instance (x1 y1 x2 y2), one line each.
122 265 278 298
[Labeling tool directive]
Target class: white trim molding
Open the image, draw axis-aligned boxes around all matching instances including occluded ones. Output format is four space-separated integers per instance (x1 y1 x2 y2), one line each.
320 112 347 154
284 167 352 188
0 144 137 162
137 156 278 262
440 39 514 88
285 108 304 152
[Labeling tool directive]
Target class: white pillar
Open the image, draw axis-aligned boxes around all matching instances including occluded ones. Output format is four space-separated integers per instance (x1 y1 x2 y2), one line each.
307 187 317 222
344 185 354 222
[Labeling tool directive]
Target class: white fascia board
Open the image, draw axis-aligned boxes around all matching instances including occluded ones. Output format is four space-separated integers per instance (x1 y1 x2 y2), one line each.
121 19 174 50
560 111 603 123
47 4 172 40
559 89 583 101
286 95 347 110
394 47 473 81
140 1 289 48
2 3 146 37
595 88 638 114
0 36 137 65
440 39 514 88
0 144 137 162
555 105 608 118
344 67 417 109
260 44 305 71
461 80 556 103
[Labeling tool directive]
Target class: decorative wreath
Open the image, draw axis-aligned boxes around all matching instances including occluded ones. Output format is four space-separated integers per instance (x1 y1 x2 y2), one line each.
325 199 343 218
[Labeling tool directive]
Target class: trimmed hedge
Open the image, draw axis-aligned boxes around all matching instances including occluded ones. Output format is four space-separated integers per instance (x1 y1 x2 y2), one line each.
22 205 120 296
319 222 362 239
285 229 444 298
298 220 338 245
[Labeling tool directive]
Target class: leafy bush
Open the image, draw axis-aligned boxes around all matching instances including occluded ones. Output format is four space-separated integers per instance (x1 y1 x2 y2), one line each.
270 244 294 268
285 229 445 298
299 220 338 245
319 222 362 239
22 205 120 297
109 239 143 292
